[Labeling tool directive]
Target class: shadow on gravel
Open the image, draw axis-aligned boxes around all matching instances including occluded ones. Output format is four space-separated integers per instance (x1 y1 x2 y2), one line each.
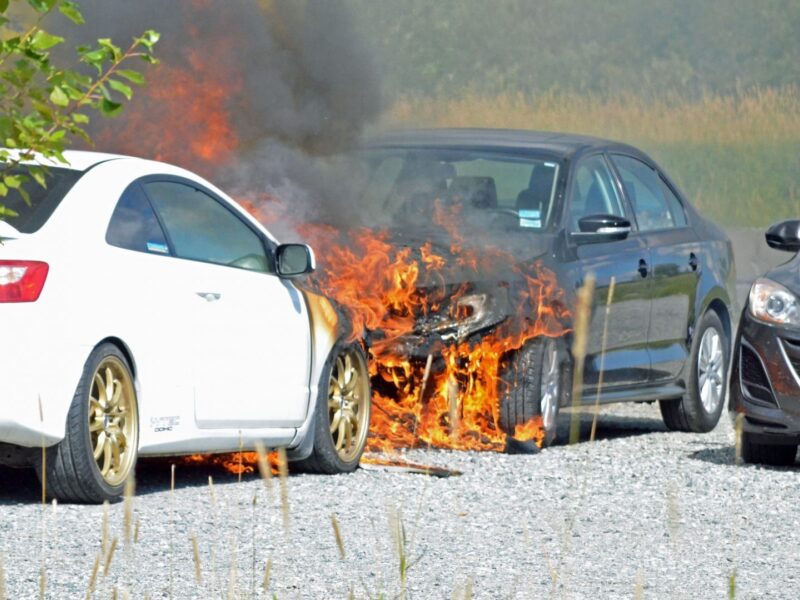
689 446 800 471
0 460 289 505
551 410 668 447
0 410 670 504
0 466 41 505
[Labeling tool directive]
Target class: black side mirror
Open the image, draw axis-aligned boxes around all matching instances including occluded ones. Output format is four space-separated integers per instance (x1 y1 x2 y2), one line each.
765 220 800 252
571 214 631 245
276 243 316 278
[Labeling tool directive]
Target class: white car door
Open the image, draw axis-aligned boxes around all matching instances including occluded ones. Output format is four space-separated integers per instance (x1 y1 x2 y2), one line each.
101 181 197 428
142 179 312 429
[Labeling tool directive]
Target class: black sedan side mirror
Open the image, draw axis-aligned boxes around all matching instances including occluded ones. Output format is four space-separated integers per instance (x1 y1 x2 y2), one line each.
765 220 800 252
276 243 316 278
571 214 631 245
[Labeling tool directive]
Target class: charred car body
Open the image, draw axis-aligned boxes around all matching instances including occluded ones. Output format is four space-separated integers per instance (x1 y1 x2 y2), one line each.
353 129 737 445
730 220 800 465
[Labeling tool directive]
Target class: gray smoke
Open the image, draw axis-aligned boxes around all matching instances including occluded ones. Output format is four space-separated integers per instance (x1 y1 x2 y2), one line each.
55 0 383 237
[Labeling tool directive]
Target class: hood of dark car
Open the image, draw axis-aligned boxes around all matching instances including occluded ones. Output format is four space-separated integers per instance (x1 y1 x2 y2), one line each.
766 253 800 297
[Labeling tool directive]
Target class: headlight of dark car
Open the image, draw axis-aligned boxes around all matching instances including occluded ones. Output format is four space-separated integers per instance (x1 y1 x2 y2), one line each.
749 278 800 327
423 290 509 340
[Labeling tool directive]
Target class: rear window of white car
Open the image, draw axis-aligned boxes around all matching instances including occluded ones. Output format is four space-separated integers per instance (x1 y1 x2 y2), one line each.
0 167 82 233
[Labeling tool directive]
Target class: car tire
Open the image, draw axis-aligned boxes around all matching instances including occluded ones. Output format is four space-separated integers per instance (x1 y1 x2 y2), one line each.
659 310 728 433
741 432 797 466
36 343 139 503
499 337 569 448
292 343 372 474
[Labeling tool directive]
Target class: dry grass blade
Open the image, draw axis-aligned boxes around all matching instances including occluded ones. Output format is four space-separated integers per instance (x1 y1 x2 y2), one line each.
101 501 109 557
191 534 202 584
38 396 46 505
331 513 346 559
85 552 100 600
590 277 615 442
254 441 274 499
277 448 290 534
133 519 140 545
447 378 459 441
734 412 744 465
633 569 645 600
169 464 175 600
123 477 135 546
0 552 6 600
38 564 45 600
262 557 273 594
570 275 595 445
103 537 118 577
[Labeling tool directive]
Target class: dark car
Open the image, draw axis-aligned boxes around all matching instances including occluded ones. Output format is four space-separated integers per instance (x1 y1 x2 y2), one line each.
729 220 800 465
354 129 737 445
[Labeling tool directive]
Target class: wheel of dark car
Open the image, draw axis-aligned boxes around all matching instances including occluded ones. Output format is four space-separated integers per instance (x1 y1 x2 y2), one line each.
499 337 569 447
292 343 372 473
36 343 139 503
741 431 797 466
659 310 728 433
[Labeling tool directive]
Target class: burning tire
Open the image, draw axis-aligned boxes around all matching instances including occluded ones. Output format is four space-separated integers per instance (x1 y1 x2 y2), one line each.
659 310 728 433
293 343 372 473
499 337 569 448
36 344 139 503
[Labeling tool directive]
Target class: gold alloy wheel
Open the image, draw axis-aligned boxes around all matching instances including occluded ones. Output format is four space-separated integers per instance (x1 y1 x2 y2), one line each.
88 356 138 487
328 348 370 462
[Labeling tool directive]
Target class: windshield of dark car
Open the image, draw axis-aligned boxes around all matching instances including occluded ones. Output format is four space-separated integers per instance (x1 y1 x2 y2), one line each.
353 148 561 232
0 166 83 233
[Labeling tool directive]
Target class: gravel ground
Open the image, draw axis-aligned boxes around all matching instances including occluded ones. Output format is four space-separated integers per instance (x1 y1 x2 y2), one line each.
1 402 799 599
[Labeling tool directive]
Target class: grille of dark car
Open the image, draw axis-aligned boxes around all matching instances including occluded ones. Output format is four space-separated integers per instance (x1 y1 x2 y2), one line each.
780 337 800 379
740 345 776 406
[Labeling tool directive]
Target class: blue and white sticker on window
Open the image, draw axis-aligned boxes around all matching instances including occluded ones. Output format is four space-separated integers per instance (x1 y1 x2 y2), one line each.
519 209 541 229
146 241 169 254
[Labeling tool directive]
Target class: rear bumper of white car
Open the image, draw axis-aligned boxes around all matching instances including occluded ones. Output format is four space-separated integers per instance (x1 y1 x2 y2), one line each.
0 326 88 448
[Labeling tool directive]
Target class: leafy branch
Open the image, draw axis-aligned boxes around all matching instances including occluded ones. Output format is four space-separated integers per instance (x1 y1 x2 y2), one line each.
0 0 158 214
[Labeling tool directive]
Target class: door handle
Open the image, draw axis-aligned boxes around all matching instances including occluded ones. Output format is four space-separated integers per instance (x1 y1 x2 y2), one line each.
196 292 222 302
689 252 699 272
638 258 649 278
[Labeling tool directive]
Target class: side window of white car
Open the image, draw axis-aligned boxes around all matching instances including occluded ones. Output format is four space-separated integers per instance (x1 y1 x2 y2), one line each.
144 181 272 273
106 183 171 255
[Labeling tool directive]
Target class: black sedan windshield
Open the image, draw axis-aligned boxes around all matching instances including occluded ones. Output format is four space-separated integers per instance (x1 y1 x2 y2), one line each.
354 148 561 232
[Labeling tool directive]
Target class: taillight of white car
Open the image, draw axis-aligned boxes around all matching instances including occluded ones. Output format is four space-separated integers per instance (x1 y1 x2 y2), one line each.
0 260 49 302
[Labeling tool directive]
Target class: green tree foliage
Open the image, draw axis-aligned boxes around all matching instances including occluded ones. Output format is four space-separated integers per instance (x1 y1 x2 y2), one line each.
0 0 157 218
348 0 800 98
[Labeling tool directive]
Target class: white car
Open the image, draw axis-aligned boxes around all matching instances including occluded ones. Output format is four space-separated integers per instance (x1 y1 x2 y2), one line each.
0 151 372 503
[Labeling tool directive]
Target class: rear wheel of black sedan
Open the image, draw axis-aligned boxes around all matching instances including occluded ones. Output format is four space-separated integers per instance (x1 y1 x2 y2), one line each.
499 337 570 448
660 310 728 433
741 432 798 466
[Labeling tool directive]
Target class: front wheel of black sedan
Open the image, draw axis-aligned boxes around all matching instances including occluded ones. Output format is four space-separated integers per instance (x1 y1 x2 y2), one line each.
499 337 570 448
292 343 372 474
660 310 728 433
741 432 798 466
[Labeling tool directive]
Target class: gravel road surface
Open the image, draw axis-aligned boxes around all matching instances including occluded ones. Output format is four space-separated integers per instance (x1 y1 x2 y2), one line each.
1 402 799 599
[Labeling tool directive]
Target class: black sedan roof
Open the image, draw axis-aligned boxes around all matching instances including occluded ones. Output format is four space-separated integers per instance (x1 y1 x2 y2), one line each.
363 128 645 160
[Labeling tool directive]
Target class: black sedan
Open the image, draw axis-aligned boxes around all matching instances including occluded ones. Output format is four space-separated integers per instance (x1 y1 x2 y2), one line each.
730 220 800 465
353 129 737 445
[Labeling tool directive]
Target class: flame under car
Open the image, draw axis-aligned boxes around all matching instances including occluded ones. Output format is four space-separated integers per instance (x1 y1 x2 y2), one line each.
336 129 738 448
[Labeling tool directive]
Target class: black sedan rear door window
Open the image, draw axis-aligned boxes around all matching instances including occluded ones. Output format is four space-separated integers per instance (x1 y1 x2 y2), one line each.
611 155 686 231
